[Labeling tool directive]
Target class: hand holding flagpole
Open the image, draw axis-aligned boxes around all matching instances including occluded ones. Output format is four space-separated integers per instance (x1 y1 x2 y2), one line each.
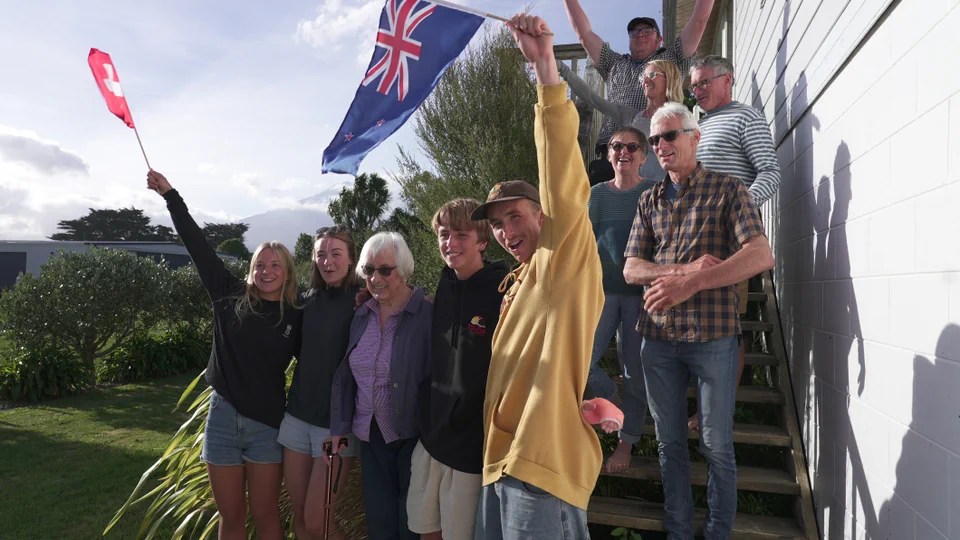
87 48 151 169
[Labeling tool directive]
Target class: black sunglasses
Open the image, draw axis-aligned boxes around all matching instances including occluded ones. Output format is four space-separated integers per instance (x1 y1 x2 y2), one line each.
648 128 695 147
610 142 642 153
361 265 397 277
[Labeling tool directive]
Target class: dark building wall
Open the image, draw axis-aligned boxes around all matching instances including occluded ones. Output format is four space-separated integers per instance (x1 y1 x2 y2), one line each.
0 252 27 289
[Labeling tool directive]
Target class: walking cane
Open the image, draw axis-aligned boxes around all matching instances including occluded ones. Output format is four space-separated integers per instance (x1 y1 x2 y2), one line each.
321 438 349 540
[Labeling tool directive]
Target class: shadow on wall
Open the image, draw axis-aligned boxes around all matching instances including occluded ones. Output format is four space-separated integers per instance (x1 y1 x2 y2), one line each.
876 324 960 538
813 142 879 539
765 0 877 535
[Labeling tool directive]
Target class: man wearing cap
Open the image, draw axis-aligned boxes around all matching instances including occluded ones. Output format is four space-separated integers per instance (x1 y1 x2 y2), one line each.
470 12 605 540
562 0 715 148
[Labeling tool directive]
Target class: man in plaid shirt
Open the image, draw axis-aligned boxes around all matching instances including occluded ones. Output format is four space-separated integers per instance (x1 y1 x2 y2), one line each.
624 102 774 539
562 0 715 147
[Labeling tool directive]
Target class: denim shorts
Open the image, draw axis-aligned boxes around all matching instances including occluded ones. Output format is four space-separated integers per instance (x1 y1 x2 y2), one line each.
277 412 358 458
201 391 283 466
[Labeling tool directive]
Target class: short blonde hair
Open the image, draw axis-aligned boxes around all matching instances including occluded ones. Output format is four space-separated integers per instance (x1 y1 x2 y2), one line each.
646 59 685 104
432 198 491 246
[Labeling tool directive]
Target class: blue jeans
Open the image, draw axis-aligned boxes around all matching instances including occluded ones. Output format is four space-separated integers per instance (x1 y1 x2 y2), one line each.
359 421 418 540
587 293 647 444
641 336 739 540
201 390 282 466
473 476 589 539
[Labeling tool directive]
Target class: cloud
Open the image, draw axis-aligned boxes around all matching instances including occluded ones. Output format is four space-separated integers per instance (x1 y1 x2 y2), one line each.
295 0 382 54
0 128 88 175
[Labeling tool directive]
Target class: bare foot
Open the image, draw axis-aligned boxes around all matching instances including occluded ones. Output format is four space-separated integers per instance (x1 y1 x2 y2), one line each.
687 414 700 432
603 440 633 474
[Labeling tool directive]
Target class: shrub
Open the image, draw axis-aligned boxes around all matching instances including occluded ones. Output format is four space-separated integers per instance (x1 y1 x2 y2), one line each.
98 327 209 385
159 265 214 334
0 345 88 401
0 248 168 386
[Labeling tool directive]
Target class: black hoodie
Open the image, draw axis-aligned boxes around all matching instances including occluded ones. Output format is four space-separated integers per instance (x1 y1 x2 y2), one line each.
418 260 509 473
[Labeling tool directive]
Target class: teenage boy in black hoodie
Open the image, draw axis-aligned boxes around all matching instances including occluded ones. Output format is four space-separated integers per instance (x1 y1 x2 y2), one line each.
407 198 509 540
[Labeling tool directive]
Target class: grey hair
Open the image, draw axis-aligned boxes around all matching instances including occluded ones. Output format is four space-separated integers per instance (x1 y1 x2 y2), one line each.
690 55 735 84
355 231 415 281
650 102 700 132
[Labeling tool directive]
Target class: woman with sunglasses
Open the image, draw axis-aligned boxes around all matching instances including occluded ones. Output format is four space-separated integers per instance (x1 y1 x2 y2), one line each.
329 232 432 539
559 58 685 180
279 226 361 539
586 126 658 474
146 170 300 540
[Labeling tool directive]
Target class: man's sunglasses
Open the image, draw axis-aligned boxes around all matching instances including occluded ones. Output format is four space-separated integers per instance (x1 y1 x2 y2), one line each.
361 265 397 277
610 142 642 153
648 128 695 147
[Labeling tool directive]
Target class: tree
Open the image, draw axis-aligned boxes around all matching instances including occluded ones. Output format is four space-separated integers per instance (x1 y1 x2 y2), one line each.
50 207 177 241
328 172 391 233
293 232 315 264
201 222 249 250
0 248 167 386
393 28 537 290
215 238 251 260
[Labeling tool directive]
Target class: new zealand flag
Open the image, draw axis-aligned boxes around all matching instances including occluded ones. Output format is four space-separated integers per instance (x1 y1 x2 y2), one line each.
321 0 484 175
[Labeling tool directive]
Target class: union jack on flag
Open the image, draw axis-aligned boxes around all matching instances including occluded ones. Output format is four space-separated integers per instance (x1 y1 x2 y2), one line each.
362 0 436 101
322 0 483 175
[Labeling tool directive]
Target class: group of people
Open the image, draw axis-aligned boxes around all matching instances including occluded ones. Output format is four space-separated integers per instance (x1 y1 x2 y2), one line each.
144 1 782 539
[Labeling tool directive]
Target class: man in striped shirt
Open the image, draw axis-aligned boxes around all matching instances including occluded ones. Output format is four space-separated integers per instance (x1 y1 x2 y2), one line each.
691 55 781 206
690 56 782 424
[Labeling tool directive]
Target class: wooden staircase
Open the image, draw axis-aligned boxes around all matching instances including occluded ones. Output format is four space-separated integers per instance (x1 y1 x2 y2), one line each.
588 271 819 539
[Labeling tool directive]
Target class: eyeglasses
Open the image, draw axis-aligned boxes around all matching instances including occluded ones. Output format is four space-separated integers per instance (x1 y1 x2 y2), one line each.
690 73 728 92
648 128 695 147
628 27 657 38
642 71 665 81
361 265 397 277
610 142 642 153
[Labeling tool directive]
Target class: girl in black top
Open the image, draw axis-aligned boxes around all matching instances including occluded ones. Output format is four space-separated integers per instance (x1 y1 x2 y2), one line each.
278 227 361 539
147 170 300 540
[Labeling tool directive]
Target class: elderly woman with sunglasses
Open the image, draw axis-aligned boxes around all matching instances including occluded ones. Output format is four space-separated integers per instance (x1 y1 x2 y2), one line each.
329 231 431 540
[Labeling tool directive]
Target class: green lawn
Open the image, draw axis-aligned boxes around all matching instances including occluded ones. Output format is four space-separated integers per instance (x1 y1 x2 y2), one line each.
0 372 200 540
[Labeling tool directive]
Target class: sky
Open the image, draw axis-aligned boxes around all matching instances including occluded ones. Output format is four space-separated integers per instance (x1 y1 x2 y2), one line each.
0 0 660 244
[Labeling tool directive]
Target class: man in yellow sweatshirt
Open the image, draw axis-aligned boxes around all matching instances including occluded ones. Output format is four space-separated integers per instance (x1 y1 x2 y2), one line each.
469 13 604 539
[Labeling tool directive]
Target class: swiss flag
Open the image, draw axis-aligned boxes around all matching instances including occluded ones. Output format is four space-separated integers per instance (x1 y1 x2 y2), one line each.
88 48 135 128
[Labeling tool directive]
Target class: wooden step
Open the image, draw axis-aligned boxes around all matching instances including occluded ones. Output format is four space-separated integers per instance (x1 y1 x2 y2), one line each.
742 320 774 333
642 421 792 447
745 352 778 366
589 496 806 540
687 385 785 404
601 456 800 495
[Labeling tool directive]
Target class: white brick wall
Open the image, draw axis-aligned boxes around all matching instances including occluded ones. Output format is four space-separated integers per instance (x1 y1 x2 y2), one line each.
731 0 960 537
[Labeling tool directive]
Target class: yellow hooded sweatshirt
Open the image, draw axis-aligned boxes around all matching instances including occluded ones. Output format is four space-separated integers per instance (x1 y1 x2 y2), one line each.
481 83 604 510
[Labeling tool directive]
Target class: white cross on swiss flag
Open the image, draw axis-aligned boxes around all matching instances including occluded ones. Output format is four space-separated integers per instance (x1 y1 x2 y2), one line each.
88 48 135 128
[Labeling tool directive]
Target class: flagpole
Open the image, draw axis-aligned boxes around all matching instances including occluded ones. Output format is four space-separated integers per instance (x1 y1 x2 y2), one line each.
428 0 509 22
133 127 151 169
428 0 553 34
